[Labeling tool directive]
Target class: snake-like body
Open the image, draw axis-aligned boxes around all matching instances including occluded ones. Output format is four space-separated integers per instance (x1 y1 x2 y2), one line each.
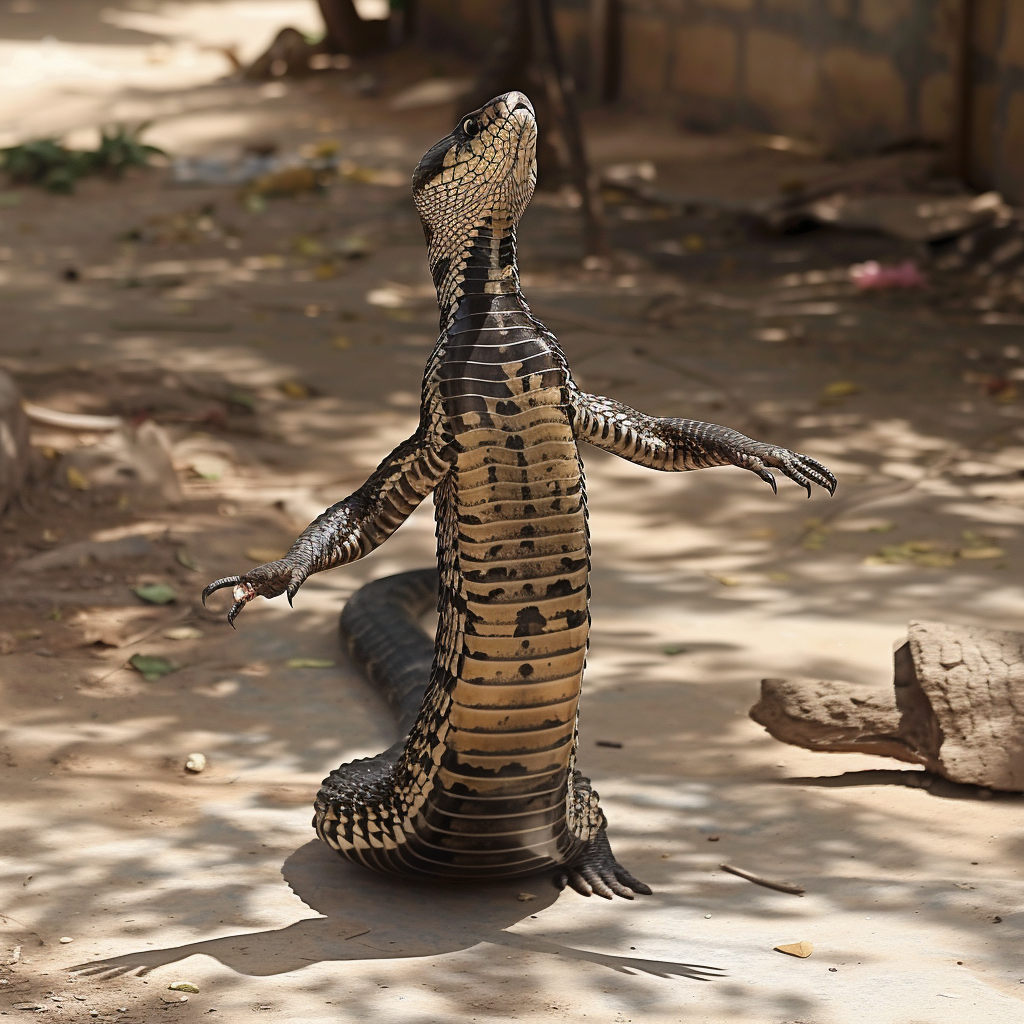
205 93 835 898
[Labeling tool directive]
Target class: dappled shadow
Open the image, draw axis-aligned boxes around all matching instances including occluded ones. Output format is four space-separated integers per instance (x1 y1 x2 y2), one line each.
2 51 1024 1018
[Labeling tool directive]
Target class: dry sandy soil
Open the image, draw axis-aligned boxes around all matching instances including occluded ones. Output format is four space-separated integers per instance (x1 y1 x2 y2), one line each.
0 3 1022 1023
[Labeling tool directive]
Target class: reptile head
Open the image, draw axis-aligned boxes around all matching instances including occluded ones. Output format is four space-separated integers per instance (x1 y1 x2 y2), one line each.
412 91 537 248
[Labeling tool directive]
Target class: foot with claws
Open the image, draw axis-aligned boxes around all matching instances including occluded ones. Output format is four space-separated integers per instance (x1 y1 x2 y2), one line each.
202 557 307 626
555 830 653 900
730 444 837 498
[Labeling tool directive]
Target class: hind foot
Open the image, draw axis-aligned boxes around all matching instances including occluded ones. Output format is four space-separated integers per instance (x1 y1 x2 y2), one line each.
554 829 652 900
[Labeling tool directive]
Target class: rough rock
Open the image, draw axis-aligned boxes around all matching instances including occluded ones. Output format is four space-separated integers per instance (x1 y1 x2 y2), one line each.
0 370 30 515
750 620 1024 791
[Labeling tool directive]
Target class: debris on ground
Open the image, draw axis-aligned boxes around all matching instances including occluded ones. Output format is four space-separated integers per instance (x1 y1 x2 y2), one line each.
751 621 1024 790
774 941 814 958
128 653 179 681
849 259 926 290
168 981 200 993
60 423 182 504
133 583 177 605
720 863 805 896
184 754 206 774
0 124 165 193
21 403 122 431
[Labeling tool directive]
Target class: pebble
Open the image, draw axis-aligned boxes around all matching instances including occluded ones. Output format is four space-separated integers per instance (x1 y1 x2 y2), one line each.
184 753 207 774
704 914 712 919
59 936 74 943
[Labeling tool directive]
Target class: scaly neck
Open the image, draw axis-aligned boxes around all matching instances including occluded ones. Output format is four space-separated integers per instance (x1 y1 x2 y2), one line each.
430 215 524 331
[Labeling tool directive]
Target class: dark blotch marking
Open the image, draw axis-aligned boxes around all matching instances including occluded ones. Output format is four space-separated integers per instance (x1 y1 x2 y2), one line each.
505 435 524 450
565 608 588 629
514 606 547 636
518 664 534 677
495 400 521 416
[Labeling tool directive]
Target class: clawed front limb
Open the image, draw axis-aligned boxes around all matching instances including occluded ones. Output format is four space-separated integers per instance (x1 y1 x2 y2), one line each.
203 430 449 624
568 387 836 496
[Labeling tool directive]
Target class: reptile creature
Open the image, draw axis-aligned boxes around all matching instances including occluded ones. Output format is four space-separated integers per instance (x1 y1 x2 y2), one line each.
204 92 836 899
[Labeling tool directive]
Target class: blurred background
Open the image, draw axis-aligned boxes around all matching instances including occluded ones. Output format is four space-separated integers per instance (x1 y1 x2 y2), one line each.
1 3 1023 1023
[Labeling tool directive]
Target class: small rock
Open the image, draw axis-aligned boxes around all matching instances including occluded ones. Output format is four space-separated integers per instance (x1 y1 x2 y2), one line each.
775 940 814 958
168 982 200 994
184 753 207 774
516 892 536 902
59 936 74 943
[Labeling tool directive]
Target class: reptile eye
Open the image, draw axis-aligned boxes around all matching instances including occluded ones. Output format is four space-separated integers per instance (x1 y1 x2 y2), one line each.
463 118 479 137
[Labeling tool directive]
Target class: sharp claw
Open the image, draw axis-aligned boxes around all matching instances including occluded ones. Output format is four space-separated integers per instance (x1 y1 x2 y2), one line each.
227 600 246 627
765 472 777 495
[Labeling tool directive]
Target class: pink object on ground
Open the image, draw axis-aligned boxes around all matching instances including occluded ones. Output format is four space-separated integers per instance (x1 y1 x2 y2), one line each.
849 259 927 290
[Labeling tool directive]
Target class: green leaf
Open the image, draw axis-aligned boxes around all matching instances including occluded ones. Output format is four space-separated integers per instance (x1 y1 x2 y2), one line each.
134 583 177 605
129 654 179 681
175 549 198 571
287 658 335 669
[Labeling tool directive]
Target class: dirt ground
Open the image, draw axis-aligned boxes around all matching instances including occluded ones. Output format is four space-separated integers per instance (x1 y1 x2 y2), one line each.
1 4 1023 1023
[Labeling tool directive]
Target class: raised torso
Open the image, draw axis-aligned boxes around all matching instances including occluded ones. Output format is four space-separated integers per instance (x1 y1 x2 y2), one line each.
396 291 592 875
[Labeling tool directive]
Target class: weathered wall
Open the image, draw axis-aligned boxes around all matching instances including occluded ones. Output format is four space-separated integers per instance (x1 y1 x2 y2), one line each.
415 1 1024 202
968 1 1024 202
559 0 962 151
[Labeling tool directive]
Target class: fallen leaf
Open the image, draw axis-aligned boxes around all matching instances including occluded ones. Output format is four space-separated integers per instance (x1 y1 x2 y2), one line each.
821 381 860 400
958 546 1005 559
66 465 91 490
663 644 687 656
176 549 198 570
168 982 200 994
706 572 741 586
129 653 179 681
245 547 288 563
280 380 309 399
287 658 335 669
774 940 814 958
516 893 537 902
865 541 955 568
134 583 177 604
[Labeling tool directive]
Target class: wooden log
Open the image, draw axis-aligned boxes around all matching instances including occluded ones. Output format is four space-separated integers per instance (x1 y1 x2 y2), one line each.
750 620 1024 791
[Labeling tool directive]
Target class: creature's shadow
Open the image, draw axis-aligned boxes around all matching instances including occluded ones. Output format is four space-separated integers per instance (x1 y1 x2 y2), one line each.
72 841 721 981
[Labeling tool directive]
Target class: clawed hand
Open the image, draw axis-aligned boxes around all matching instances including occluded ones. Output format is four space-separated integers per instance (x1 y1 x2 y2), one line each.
202 558 306 626
733 445 837 498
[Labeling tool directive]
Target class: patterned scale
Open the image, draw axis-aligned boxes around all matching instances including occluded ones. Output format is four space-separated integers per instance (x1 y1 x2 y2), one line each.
205 90 835 898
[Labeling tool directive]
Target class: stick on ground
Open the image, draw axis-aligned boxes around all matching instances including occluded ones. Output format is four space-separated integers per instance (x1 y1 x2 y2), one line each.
720 863 806 896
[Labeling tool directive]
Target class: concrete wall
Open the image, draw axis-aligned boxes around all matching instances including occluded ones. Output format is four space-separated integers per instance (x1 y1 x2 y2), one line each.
968 1 1024 202
554 0 962 151
415 1 1024 202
